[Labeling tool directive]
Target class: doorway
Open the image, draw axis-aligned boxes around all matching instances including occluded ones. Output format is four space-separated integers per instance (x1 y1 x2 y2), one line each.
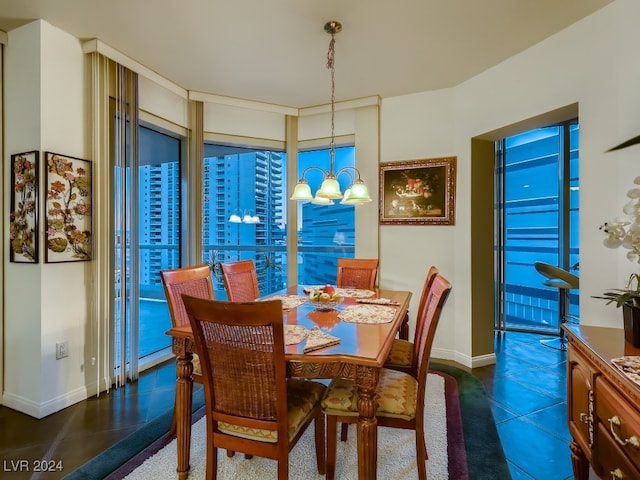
495 120 579 336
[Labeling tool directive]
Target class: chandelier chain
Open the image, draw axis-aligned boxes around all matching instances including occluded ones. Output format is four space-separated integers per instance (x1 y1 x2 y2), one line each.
327 32 336 174
289 20 371 204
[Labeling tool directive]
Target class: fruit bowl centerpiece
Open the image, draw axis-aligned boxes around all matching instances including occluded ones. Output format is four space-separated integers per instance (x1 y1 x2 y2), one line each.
307 285 342 311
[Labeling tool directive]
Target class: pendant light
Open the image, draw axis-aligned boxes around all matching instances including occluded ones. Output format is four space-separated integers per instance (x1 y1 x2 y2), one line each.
290 21 371 205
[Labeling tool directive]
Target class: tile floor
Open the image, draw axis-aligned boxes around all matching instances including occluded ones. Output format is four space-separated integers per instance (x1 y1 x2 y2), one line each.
0 330 587 480
470 330 578 480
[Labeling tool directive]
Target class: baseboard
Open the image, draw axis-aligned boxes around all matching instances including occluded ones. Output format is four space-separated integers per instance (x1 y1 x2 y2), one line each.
2 391 42 418
469 352 497 368
432 346 496 369
2 385 88 419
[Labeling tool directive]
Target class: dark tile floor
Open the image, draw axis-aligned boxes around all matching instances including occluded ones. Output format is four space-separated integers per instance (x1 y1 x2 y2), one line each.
0 331 586 480
469 330 580 480
0 360 189 480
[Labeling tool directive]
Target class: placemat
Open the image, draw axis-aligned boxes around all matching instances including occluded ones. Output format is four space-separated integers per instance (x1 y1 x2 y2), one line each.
302 286 376 299
262 294 308 310
303 326 341 353
611 356 640 387
338 304 397 324
335 288 376 298
284 324 309 345
356 297 401 306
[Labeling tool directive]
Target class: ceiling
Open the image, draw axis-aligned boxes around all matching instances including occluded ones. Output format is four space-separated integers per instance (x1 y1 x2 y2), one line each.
0 0 614 108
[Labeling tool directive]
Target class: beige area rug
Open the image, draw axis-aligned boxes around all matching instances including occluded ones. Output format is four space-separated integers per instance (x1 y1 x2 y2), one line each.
124 374 448 480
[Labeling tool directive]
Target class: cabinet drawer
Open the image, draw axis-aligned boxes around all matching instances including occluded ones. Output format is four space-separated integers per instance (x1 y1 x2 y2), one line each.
568 346 596 456
597 422 640 479
595 378 640 469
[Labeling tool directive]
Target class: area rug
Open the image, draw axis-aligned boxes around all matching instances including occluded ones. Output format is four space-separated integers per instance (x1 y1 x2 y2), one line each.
64 363 510 480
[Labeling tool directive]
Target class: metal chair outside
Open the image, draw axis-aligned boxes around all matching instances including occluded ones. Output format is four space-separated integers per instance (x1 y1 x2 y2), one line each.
534 261 579 351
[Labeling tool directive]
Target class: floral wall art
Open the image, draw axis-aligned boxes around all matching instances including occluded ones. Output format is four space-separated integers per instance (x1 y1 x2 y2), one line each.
379 157 457 225
45 152 92 262
9 151 39 263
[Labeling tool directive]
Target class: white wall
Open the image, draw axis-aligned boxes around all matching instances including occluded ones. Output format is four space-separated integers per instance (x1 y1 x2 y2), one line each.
381 0 640 365
3 20 42 413
380 88 458 358
3 21 88 417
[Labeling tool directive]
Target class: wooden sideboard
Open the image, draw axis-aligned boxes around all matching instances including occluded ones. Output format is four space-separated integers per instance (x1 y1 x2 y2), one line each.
564 324 640 479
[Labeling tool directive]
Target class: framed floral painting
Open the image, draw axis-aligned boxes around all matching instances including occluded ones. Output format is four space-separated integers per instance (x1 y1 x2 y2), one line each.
9 151 39 263
44 152 92 262
379 156 456 225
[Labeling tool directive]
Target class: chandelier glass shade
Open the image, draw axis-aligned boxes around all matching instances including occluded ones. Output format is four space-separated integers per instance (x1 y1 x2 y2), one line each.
228 209 260 224
289 21 371 205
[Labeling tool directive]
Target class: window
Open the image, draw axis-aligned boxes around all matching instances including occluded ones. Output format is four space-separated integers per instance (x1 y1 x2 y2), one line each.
114 124 181 372
495 120 579 333
137 126 181 357
296 146 356 285
202 144 287 298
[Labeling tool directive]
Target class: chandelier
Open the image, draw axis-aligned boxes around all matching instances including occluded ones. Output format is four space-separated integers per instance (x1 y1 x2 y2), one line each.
228 209 260 224
290 21 372 205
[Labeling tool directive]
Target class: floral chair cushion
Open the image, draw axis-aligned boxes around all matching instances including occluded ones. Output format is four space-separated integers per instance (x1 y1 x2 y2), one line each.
385 338 413 367
321 368 417 420
192 353 202 376
219 379 326 443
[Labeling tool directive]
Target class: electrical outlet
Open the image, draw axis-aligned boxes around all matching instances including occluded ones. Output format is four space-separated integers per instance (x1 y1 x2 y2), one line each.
55 341 69 360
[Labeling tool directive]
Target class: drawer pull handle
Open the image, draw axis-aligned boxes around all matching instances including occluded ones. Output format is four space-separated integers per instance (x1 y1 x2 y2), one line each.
608 416 640 449
611 467 624 479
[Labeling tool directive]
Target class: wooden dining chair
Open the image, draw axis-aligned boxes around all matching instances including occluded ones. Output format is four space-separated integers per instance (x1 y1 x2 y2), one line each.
321 274 452 480
182 295 327 480
221 259 260 301
384 265 439 377
336 257 379 290
336 257 413 340
338 265 439 440
394 265 438 344
160 263 214 434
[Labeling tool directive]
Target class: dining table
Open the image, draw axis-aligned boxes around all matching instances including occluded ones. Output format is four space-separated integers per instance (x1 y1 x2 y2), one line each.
166 284 412 480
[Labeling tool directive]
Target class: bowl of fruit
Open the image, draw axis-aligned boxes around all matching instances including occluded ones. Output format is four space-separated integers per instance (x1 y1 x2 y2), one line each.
307 285 343 311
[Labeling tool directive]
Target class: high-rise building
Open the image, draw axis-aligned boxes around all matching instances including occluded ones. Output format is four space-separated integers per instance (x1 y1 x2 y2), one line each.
139 160 180 288
202 148 286 297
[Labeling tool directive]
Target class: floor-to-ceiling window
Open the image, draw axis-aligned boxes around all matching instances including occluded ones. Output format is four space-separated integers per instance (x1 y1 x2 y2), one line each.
296 146 356 285
495 120 579 334
201 144 287 299
114 123 181 375
199 143 357 296
137 126 181 358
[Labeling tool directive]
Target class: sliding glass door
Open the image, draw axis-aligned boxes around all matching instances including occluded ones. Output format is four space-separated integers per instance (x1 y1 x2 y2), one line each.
495 120 579 334
137 126 181 359
114 123 181 381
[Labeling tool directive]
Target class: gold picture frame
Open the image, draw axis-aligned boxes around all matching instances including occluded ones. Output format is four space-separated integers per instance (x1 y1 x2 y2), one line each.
379 157 456 225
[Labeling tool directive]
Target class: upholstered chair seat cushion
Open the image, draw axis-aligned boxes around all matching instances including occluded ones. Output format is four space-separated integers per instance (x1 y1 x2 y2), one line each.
219 379 326 443
385 339 413 367
321 368 417 421
192 353 202 376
